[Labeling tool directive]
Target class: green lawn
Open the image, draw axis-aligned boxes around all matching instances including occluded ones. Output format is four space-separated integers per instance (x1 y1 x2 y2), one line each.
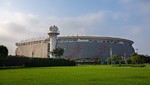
0 65 150 85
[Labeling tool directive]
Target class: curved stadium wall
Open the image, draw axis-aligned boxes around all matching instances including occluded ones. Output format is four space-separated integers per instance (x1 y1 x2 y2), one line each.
57 36 134 59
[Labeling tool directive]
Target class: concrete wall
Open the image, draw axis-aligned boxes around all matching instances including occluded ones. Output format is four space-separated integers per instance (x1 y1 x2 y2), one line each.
16 42 49 58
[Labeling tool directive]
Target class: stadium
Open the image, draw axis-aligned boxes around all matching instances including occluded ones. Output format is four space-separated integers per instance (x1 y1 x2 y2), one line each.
15 25 135 60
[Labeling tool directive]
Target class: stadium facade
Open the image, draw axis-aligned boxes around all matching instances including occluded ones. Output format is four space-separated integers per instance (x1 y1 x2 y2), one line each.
15 26 135 59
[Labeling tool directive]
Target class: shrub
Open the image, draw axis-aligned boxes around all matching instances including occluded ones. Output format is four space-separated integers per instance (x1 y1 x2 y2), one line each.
0 45 8 60
25 58 75 67
0 56 76 68
112 64 146 67
130 64 146 67
0 56 30 67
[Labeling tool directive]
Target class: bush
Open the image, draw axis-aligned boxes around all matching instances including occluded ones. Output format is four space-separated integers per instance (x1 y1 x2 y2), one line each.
0 56 76 68
130 64 146 67
0 56 30 67
112 64 146 67
0 45 8 60
25 58 75 67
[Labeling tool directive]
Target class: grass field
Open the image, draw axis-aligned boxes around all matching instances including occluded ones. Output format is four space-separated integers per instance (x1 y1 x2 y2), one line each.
0 65 150 85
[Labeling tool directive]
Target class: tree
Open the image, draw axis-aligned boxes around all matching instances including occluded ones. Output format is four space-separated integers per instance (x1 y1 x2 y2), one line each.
109 54 124 65
106 57 111 64
130 53 139 64
139 54 146 64
0 45 8 60
130 53 146 64
110 54 120 64
51 47 64 58
145 55 150 64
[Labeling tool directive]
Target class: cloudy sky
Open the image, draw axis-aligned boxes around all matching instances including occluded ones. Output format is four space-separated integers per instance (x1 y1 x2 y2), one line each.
0 0 150 55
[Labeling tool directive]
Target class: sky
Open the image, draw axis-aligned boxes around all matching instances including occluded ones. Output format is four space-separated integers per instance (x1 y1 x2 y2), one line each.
0 0 150 55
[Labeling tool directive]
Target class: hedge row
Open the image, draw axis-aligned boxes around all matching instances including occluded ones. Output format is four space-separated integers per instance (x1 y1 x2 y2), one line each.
112 64 146 67
26 58 76 67
0 56 76 67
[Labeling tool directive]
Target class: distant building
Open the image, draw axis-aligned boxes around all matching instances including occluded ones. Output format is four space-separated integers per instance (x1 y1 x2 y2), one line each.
15 26 134 59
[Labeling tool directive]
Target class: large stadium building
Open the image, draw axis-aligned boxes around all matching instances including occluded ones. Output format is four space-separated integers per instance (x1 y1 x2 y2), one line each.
15 26 135 60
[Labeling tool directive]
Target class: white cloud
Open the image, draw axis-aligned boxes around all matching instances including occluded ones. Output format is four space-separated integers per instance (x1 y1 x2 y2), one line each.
0 4 150 55
46 11 107 35
111 12 129 21
1 0 12 6
126 25 150 55
119 0 150 21
0 0 150 55
0 11 108 55
5 0 12 6
0 11 48 55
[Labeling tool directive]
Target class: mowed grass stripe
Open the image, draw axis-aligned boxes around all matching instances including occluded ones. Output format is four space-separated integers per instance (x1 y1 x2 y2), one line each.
0 65 150 85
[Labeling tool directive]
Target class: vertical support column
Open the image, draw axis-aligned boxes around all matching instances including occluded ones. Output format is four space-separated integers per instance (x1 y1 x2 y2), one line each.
109 45 113 64
110 46 112 57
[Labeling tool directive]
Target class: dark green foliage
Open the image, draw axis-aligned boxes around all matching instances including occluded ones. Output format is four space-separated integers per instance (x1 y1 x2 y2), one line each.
26 58 75 67
51 47 64 58
130 64 146 67
145 56 150 63
111 54 118 64
108 54 123 64
4 57 29 67
0 56 30 67
0 45 8 60
130 53 149 64
113 64 146 67
0 56 75 68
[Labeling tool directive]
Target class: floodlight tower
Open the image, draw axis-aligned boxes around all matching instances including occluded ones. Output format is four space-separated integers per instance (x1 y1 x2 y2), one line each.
48 25 60 58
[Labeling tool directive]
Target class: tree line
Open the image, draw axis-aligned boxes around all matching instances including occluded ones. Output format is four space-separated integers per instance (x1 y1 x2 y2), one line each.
0 45 75 68
106 53 150 65
0 45 150 67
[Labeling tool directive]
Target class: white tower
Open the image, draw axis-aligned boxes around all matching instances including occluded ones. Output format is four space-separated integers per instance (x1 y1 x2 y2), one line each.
48 25 60 58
